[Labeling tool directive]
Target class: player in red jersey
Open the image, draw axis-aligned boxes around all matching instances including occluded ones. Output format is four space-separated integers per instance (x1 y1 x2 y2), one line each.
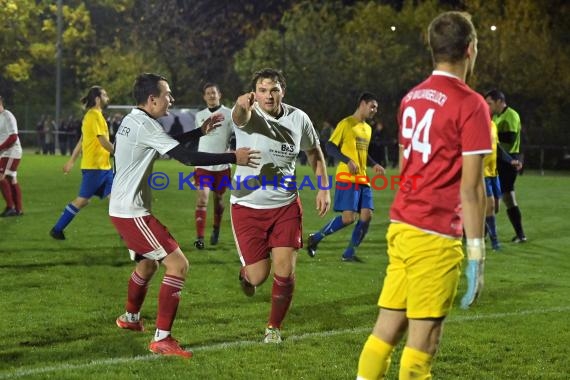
357 12 491 379
0 95 23 217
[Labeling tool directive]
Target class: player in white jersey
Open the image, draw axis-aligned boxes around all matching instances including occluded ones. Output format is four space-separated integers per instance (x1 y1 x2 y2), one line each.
0 95 23 217
192 83 234 250
110 73 259 358
231 68 331 344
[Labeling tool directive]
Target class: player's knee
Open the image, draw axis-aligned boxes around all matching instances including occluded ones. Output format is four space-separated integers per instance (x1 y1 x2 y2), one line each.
245 268 269 287
342 215 357 225
73 197 89 208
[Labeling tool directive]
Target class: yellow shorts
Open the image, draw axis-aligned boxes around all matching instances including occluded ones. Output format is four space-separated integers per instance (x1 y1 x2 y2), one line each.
378 223 463 319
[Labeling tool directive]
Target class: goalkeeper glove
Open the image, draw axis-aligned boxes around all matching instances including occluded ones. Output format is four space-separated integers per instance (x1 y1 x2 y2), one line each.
460 238 486 309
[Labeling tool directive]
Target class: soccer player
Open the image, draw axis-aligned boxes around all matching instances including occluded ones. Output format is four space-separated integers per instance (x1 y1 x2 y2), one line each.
0 95 23 217
231 68 330 343
357 12 491 379
306 92 384 262
485 89 527 243
193 83 234 250
483 120 502 251
49 86 114 240
111 73 259 358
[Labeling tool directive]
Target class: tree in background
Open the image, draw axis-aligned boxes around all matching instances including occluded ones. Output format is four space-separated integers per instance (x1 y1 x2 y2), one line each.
1 0 569 153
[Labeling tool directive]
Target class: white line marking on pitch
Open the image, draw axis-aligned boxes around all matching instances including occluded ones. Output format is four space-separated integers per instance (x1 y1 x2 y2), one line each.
1 306 568 379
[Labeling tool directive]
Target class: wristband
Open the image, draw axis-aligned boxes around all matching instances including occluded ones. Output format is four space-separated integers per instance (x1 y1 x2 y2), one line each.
466 238 485 260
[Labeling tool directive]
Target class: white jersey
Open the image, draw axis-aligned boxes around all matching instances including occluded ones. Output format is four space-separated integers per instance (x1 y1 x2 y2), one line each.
109 108 179 218
230 102 319 209
0 109 22 159
194 105 233 171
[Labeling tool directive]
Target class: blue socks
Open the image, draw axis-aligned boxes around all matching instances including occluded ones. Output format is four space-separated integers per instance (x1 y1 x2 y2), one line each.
343 220 370 258
313 215 347 242
485 215 497 240
53 203 80 232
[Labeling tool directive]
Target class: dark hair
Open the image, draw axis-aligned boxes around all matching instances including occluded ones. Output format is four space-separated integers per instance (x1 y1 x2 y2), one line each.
484 89 506 102
357 92 378 107
428 11 477 65
81 86 104 109
202 82 220 94
250 68 286 92
133 73 168 105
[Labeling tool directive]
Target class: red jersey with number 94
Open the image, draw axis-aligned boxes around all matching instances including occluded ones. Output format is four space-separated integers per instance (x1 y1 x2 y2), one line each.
390 71 492 238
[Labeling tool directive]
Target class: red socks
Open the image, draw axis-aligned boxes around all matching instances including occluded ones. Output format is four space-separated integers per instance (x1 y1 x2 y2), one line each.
213 201 225 229
156 275 185 331
268 274 295 329
195 208 206 238
0 179 13 209
126 271 149 313
11 182 22 212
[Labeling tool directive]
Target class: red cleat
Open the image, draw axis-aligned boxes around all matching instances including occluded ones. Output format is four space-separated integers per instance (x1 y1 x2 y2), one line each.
149 336 193 358
116 314 144 332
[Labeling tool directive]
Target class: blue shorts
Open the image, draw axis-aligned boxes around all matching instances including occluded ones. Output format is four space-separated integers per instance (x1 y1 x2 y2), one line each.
333 183 374 212
484 176 502 198
79 169 114 199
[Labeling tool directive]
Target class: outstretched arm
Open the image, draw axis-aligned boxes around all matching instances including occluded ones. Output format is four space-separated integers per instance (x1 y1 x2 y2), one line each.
167 144 260 167
232 92 255 127
174 114 225 144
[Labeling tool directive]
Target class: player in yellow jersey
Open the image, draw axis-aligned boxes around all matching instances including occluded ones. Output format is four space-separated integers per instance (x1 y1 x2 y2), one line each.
483 121 502 251
307 92 384 262
50 86 114 240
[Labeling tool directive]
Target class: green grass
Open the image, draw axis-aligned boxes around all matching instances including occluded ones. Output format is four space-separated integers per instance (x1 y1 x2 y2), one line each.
1 153 569 379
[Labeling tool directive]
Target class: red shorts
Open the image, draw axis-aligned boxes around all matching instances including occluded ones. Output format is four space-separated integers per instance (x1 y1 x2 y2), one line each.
0 157 20 176
194 168 232 195
231 199 303 266
110 215 179 261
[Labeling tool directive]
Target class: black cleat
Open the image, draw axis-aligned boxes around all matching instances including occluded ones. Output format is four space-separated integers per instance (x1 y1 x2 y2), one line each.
341 255 364 263
210 229 220 246
194 238 205 250
306 233 320 258
0 207 18 217
50 228 66 240
511 236 527 243
239 272 256 297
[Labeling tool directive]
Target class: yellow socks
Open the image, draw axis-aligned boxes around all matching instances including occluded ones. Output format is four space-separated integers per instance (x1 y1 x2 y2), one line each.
399 346 433 380
357 335 394 380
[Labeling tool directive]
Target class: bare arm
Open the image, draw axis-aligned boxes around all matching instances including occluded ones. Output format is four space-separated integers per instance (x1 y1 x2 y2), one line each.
97 135 114 154
232 92 255 127
306 145 331 217
461 154 486 242
63 137 83 174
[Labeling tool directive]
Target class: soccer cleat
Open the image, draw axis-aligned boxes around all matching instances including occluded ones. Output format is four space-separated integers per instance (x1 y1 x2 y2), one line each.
263 327 282 344
511 236 527 243
149 336 193 358
239 272 256 297
210 229 220 246
0 207 18 217
49 228 66 240
194 238 205 250
491 238 501 251
341 255 364 263
306 233 320 258
116 313 144 332
460 259 484 309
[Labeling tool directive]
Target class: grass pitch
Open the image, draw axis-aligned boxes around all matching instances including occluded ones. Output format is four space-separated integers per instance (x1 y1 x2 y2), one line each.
1 154 569 379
